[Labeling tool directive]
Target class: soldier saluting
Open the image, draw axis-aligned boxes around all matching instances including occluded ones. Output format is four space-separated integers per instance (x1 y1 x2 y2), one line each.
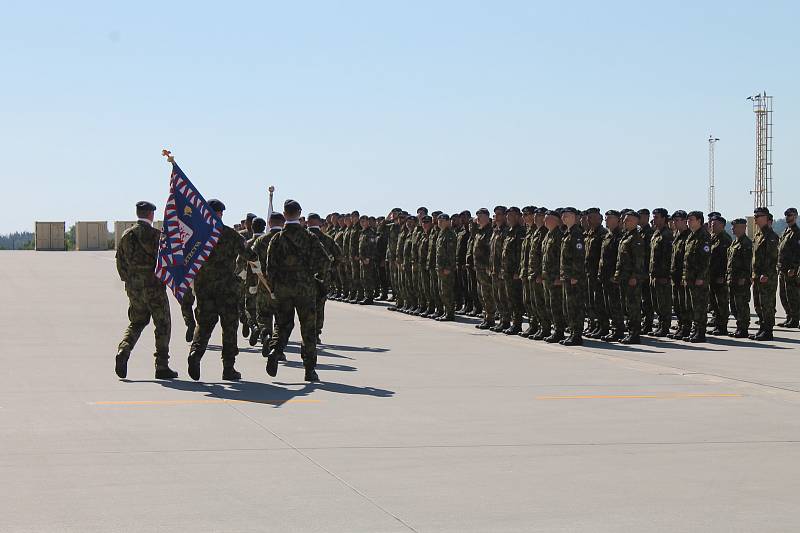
115 201 178 380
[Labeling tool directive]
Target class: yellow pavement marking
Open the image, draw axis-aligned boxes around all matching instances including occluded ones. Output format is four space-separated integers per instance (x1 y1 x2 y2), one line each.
90 399 320 406
536 393 742 400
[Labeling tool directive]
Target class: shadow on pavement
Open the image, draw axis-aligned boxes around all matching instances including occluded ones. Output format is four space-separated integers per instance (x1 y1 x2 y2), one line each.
706 336 789 349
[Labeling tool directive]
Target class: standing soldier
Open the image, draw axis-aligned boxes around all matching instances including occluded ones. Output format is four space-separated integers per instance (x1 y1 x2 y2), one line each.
188 199 246 381
472 208 496 330
456 211 473 315
237 217 267 346
426 211 443 318
668 211 691 340
308 213 342 342
348 211 363 303
490 206 510 331
450 213 465 312
501 207 526 334
389 212 408 312
528 207 550 339
238 212 257 338
435 213 458 321
637 208 655 334
614 211 646 344
385 209 402 303
583 207 607 338
707 215 733 335
648 208 673 337
598 210 624 341
778 207 800 328
751 207 779 341
339 215 352 301
115 201 177 380
265 200 332 382
559 207 586 345
541 210 566 343
519 206 538 337
415 215 433 315
401 216 419 313
252 212 285 356
358 215 379 305
727 218 753 338
465 215 482 317
682 211 711 343
376 216 390 300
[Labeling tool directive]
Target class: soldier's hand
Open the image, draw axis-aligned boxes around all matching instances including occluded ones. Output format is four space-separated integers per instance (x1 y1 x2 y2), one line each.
363 258 370 265
694 279 704 287
789 269 796 277
554 278 562 286
570 278 578 285
628 277 637 287
759 275 769 284
442 268 451 275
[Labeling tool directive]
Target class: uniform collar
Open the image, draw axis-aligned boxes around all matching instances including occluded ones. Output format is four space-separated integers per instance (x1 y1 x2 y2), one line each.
137 218 153 226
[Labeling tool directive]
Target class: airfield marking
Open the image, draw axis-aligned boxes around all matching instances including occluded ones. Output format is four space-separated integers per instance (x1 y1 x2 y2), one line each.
536 393 742 400
90 399 321 406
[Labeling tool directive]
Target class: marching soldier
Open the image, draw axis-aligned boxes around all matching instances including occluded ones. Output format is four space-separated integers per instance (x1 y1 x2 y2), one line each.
252 212 285 356
648 208 673 337
237 217 267 346
115 201 178 380
559 207 586 345
751 207 779 341
707 215 732 335
727 218 753 338
682 211 711 343
778 207 800 328
238 212 257 338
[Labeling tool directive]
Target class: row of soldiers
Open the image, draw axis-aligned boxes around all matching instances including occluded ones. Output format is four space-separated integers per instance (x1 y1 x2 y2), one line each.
321 205 800 345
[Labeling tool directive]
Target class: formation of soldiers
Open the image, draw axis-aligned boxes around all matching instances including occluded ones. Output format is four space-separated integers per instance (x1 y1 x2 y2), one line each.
326 205 800 346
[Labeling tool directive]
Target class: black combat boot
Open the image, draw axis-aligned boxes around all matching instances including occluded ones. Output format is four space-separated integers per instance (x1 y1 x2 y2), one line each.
185 321 196 343
707 326 727 336
681 326 695 341
476 320 494 330
753 328 774 341
520 325 535 337
222 362 241 381
187 350 203 381
358 297 374 305
641 321 654 336
786 319 800 328
729 327 749 338
266 348 281 377
560 333 583 346
115 351 129 379
602 328 625 342
620 331 641 344
241 322 250 338
532 327 549 340
777 318 791 327
248 326 260 346
653 321 670 337
304 367 320 382
689 330 706 343
504 324 522 335
545 329 565 343
155 357 178 379
437 314 454 322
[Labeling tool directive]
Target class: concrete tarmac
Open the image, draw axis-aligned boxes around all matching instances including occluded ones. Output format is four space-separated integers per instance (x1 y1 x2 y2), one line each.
1 251 799 532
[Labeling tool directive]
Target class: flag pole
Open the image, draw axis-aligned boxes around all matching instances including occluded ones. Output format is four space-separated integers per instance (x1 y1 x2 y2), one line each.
161 149 175 164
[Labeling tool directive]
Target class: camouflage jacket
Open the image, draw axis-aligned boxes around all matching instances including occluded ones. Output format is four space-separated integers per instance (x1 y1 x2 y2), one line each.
501 224 525 279
541 226 563 282
519 225 536 279
752 226 779 279
778 223 800 272
614 228 646 283
670 229 691 282
649 226 673 278
396 227 408 266
599 227 622 281
583 224 607 277
489 224 509 276
195 225 246 294
358 227 379 262
639 223 654 270
348 225 362 259
465 222 478 268
253 228 281 291
386 222 400 262
709 230 732 281
116 221 162 290
266 223 331 292
402 227 417 270
436 226 457 271
310 227 342 283
526 225 548 280
427 226 440 270
560 224 586 280
682 227 711 284
471 224 493 271
727 235 752 284
417 229 431 271
236 232 266 293
455 227 470 267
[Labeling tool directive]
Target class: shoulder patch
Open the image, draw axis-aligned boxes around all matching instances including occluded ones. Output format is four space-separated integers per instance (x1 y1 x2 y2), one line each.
576 242 584 250
703 244 710 253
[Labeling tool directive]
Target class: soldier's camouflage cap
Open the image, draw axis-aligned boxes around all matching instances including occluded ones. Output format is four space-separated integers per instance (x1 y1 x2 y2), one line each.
493 205 507 214
438 213 450 220
522 206 536 215
731 218 747 225
136 201 156 211
754 206 770 216
687 210 704 220
208 199 226 212
671 209 688 219
476 208 491 216
605 209 621 218
652 208 669 217
307 213 322 221
507 206 521 215
421 215 432 223
545 210 560 217
561 207 579 215
784 207 798 216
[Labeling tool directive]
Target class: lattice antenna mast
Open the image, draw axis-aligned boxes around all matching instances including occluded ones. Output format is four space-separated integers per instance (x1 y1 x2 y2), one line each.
708 135 719 213
747 92 773 208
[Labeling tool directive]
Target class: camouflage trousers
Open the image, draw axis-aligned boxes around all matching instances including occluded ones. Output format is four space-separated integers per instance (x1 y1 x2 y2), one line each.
457 265 470 310
118 285 172 360
641 280 653 328
269 287 318 370
245 284 258 329
491 273 508 322
779 271 800 321
753 278 777 329
403 266 417 308
562 281 584 334
238 278 248 326
522 277 539 330
729 282 751 329
361 260 378 299
378 262 389 296
191 281 240 363
315 281 327 335
467 266 481 313
601 279 624 330
503 276 524 327
257 288 277 341
181 287 196 329
350 258 363 298
686 283 708 330
438 270 456 317
708 280 729 329
543 279 565 331
649 278 672 327
416 266 430 311
672 277 689 328
475 268 496 320
389 262 401 301
622 283 641 333
533 279 549 330
586 274 604 327
429 269 442 314
338 262 351 297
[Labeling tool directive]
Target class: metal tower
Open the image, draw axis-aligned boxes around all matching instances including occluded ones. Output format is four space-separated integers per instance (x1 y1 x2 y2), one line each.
747 92 773 208
708 135 719 213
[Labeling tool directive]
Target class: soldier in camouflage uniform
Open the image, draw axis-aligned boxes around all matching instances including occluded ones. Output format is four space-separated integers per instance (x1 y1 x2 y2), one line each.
490 206 510 331
436 213 457 320
358 215 379 305
559 207 586 345
180 288 196 343
426 211 443 319
465 216 482 318
707 215 733 335
388 212 409 311
347 211 363 303
308 213 342 342
777 207 800 328
637 208 655 334
598 210 624 341
727 218 753 338
529 207 550 340
115 201 178 380
583 207 607 338
541 210 565 343
681 211 711 343
501 207 525 334
265 200 332 382
188 199 246 381
648 208 673 337
613 211 646 344
252 212 284 356
456 211 473 315
385 209 402 304
238 212 256 338
415 215 433 315
401 216 419 313
751 207 779 341
236 217 267 347
668 211 692 340
376 216 390 300
472 208 496 329
519 206 538 337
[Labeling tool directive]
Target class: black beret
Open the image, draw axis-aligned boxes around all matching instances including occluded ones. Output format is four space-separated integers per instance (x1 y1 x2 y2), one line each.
605 209 621 218
671 210 688 219
307 213 322 221
398 212 409 218
731 218 747 225
637 208 651 215
754 206 770 216
246 213 257 221
417 206 429 214
359 215 368 220
438 213 450 220
624 210 640 219
507 206 521 215
687 210 704 220
350 210 360 216
561 207 579 215
406 216 417 223
284 199 301 212
422 215 432 223
619 208 634 217
451 213 461 219
784 207 798 216
269 212 285 223
391 207 403 213
136 201 156 211
652 208 669 217
460 210 472 217
545 210 560 217
555 208 564 215
710 215 727 224
476 208 491 216
208 199 226 212
535 207 548 215
252 217 267 232
493 205 507 214
584 207 601 215
431 211 442 218
522 206 536 215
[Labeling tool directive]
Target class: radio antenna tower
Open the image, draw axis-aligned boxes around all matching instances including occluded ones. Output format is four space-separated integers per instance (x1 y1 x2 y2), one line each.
747 92 773 208
708 135 719 213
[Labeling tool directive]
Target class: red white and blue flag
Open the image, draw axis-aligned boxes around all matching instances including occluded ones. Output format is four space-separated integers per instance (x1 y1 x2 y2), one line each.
155 162 222 302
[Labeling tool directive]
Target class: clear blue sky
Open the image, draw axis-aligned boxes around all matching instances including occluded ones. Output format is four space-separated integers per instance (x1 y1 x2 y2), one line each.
1 1 798 233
